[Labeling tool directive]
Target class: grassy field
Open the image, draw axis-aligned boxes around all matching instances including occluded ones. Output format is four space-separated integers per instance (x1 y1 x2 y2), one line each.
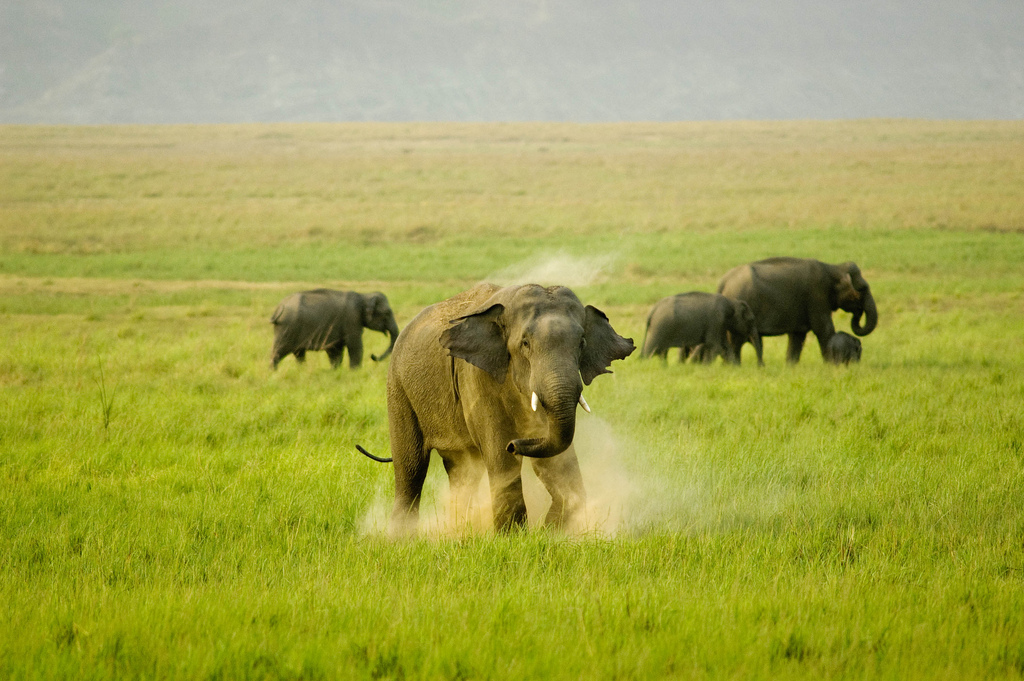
2 121 1024 679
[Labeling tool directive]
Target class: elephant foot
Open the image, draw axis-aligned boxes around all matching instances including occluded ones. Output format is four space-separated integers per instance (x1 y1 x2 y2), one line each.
388 510 420 539
544 494 587 532
491 497 529 533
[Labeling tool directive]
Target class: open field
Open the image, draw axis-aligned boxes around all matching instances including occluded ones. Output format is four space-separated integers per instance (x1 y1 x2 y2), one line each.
2 121 1024 679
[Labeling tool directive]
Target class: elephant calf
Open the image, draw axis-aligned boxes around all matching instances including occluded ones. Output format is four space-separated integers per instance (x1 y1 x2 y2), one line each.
641 292 763 365
270 289 399 370
825 331 862 365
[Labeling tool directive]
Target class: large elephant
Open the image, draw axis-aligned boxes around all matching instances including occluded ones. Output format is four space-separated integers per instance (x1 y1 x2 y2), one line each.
358 283 634 535
717 257 877 363
270 289 399 370
640 292 763 365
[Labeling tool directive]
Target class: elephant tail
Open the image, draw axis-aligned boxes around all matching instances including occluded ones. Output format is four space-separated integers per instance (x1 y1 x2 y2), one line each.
356 444 393 463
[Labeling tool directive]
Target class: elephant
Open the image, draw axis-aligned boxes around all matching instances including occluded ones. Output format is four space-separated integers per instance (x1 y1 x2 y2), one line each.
640 292 763 365
270 289 399 370
825 331 862 365
717 257 877 364
356 283 635 535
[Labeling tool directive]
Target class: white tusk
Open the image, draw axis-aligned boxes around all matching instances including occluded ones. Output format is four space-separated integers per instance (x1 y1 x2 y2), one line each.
531 392 539 412
578 394 591 413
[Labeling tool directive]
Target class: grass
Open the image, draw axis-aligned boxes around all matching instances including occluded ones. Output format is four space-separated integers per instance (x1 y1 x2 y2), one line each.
1 121 1023 679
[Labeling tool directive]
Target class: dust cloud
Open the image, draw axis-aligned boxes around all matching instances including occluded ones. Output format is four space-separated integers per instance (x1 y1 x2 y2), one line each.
358 415 653 538
359 418 765 539
487 252 616 288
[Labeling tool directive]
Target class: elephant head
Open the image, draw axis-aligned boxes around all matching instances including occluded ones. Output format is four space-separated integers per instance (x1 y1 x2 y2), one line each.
831 263 877 337
362 292 400 361
730 299 764 366
441 285 634 459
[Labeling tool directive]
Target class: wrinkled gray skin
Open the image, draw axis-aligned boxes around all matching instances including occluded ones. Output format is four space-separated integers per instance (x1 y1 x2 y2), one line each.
641 292 763 366
825 331 862 365
717 257 878 364
270 289 399 369
378 283 634 535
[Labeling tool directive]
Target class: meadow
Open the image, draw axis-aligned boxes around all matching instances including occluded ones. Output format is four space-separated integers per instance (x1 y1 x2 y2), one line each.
2 121 1023 679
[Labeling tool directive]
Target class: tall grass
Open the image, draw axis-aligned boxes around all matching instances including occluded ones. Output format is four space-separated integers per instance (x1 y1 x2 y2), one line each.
1 122 1023 679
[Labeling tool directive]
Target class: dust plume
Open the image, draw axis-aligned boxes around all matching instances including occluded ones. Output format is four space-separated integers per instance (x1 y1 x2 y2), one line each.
357 414 636 538
358 424 797 538
524 414 634 535
487 252 616 288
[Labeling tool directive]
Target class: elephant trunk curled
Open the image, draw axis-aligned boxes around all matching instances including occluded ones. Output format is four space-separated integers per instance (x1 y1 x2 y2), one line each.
507 377 580 459
851 290 878 337
372 317 400 362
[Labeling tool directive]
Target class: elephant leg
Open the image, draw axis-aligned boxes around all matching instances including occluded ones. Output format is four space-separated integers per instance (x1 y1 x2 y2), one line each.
346 338 364 369
786 333 806 363
531 445 587 531
485 451 528 532
721 343 737 365
441 452 486 530
815 332 835 362
679 346 690 363
724 333 741 365
326 345 345 368
690 344 715 363
271 327 291 369
700 343 721 364
388 389 430 537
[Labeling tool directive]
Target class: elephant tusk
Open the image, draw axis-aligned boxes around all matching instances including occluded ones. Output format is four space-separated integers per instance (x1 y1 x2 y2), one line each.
578 394 591 413
531 392 539 412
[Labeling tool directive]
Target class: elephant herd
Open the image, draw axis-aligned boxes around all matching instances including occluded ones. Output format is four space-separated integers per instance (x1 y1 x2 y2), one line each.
642 257 876 366
268 257 877 535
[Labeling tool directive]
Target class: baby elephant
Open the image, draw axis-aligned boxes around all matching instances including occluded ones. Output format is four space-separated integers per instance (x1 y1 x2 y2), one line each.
641 292 763 365
825 331 862 365
270 289 399 369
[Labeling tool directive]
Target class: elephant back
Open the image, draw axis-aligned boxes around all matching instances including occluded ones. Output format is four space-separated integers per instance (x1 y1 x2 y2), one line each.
270 293 303 325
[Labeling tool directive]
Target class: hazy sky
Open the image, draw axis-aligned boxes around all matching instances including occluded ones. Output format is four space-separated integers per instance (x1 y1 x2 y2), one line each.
2 0 1022 122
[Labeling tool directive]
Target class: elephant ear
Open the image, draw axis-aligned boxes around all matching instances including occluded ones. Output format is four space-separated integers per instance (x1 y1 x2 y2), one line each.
832 264 862 307
362 292 384 326
440 303 509 383
580 305 635 385
735 300 755 325
721 298 736 322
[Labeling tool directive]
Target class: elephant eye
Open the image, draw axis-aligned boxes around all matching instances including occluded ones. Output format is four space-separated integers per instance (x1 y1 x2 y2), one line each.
521 339 530 348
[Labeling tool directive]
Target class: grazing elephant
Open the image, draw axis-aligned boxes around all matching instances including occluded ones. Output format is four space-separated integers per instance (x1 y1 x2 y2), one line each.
270 289 399 369
717 257 877 364
357 283 634 535
640 292 763 365
825 331 862 365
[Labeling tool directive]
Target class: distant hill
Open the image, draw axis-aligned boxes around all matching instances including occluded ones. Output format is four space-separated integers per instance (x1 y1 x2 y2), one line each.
2 0 1022 123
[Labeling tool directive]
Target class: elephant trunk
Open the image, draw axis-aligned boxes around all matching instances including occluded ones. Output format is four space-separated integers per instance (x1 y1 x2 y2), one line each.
851 290 878 337
371 318 399 362
750 329 764 366
507 379 579 459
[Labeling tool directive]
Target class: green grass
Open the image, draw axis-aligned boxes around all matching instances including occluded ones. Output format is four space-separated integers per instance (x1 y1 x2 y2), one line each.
2 121 1024 679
